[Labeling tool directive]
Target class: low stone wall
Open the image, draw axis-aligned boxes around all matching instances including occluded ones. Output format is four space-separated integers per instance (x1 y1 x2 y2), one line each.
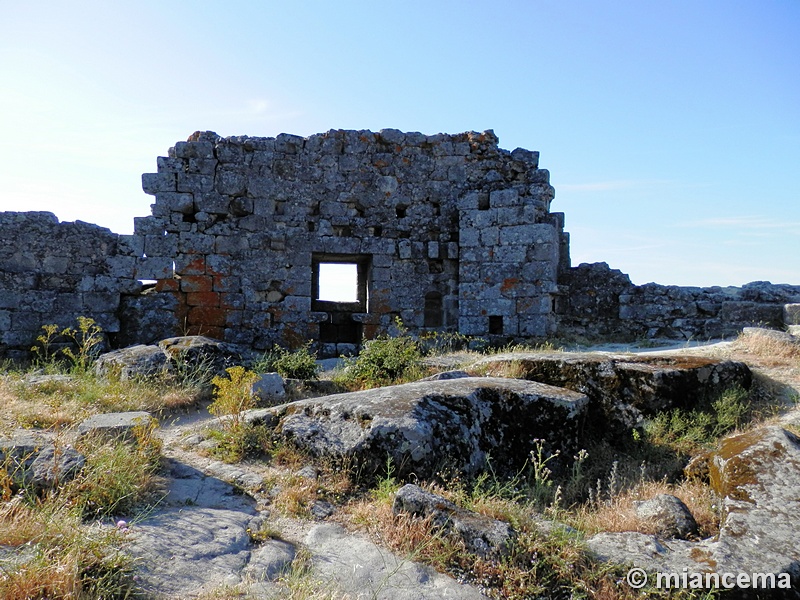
557 262 800 341
0 212 140 358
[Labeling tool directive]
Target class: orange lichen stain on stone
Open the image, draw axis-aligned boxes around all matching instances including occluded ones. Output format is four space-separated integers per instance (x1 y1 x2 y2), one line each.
180 275 213 293
186 291 220 307
187 306 227 328
180 256 206 275
374 160 389 169
501 278 520 293
689 547 718 570
707 429 784 503
155 278 180 292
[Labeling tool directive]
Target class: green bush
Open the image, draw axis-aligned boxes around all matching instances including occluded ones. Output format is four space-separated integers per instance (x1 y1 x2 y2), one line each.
339 320 423 388
254 343 321 380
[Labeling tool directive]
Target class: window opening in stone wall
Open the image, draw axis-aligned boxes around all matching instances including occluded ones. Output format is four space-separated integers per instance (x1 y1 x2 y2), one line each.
311 254 370 312
478 193 490 211
489 315 503 335
395 206 407 218
424 292 443 327
317 263 359 302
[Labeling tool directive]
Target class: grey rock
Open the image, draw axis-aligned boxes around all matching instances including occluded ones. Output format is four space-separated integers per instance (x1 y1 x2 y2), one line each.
472 352 752 434
295 465 319 480
393 483 515 559
310 499 335 520
129 507 255 597
76 411 155 443
633 494 698 540
27 444 85 492
94 344 169 379
158 335 246 375
420 370 471 381
741 326 799 346
252 372 286 406
589 426 800 595
304 523 485 599
254 377 588 480
785 303 800 325
243 538 296 586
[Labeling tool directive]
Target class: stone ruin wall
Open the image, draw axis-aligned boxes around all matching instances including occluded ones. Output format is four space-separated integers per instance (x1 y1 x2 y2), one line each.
0 212 142 358
135 129 565 355
0 129 797 359
556 262 800 341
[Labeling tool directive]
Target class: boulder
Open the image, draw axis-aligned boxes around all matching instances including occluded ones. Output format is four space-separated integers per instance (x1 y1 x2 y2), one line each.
27 444 85 492
633 494 697 540
0 432 85 493
246 377 588 481
251 372 286 406
158 335 249 376
472 352 752 433
588 426 800 596
77 411 156 443
393 483 515 559
95 344 170 379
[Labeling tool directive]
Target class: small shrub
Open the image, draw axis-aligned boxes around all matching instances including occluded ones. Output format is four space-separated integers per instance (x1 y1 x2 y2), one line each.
337 320 424 388
273 344 321 380
209 366 260 428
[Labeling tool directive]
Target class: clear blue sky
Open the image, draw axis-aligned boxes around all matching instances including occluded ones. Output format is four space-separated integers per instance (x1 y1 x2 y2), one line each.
1 1 798 287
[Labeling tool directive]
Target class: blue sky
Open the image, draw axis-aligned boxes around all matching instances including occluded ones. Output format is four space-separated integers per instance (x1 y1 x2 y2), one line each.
1 1 798 287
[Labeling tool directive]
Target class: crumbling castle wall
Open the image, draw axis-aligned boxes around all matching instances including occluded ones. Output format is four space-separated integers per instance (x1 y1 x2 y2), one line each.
557 262 800 341
0 212 140 358
135 129 566 354
1 129 797 359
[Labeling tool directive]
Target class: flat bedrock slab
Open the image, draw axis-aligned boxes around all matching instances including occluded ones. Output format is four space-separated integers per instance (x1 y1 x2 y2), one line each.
472 352 752 432
245 377 589 480
588 426 800 598
76 411 155 443
304 523 485 600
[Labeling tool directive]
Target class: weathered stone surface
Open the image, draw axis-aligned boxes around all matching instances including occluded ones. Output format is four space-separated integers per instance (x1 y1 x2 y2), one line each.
247 377 588 480
557 262 800 341
159 335 247 375
77 411 155 442
27 444 85 492
472 352 752 433
0 432 85 493
95 344 170 379
633 494 698 540
251 372 286 406
304 523 485 600
420 369 471 381
588 426 800 597
394 483 515 559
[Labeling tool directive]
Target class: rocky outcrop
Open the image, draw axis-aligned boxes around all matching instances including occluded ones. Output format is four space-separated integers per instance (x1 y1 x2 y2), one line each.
472 352 752 433
246 377 589 480
588 426 800 598
0 431 85 493
94 344 170 379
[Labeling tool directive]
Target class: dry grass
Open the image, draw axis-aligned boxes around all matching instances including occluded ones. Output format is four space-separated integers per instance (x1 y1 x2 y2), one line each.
731 329 800 363
0 369 201 432
0 496 132 599
574 478 719 539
